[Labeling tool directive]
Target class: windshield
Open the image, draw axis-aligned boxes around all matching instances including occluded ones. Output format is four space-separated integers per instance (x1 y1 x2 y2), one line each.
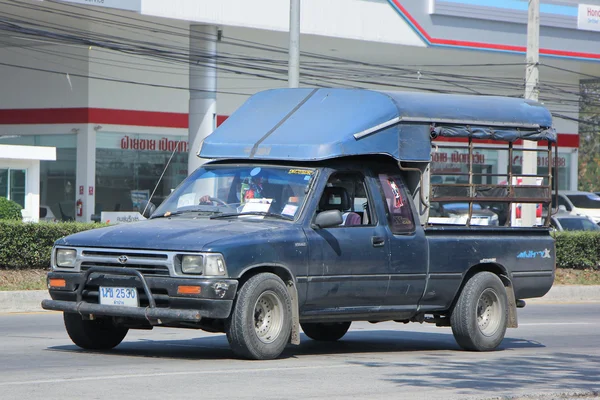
566 194 600 209
153 165 315 220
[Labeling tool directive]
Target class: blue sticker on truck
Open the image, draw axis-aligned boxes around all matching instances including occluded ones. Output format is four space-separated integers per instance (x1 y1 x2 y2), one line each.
517 249 552 259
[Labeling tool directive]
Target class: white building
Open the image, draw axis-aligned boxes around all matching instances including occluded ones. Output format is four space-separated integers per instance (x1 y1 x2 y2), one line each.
0 0 598 221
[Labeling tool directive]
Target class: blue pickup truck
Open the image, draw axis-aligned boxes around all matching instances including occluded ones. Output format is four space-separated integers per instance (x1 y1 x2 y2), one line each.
42 88 556 360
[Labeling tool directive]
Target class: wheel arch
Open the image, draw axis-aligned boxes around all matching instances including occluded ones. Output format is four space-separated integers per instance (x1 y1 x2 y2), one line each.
236 264 301 345
452 262 518 328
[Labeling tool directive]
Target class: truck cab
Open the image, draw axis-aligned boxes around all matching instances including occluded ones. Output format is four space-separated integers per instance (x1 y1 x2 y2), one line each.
43 88 556 360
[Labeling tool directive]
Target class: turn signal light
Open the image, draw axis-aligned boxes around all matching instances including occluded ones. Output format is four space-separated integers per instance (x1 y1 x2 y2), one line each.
177 285 201 295
49 278 66 288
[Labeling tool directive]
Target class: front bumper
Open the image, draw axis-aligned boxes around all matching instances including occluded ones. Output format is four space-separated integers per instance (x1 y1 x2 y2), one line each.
42 266 238 324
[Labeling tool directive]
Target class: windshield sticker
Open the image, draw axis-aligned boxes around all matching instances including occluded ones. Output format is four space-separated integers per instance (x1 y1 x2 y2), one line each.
241 198 273 217
282 204 298 217
288 169 313 175
517 249 551 259
177 193 196 208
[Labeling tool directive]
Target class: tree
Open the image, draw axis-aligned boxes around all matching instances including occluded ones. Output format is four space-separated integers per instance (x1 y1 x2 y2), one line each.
578 80 600 192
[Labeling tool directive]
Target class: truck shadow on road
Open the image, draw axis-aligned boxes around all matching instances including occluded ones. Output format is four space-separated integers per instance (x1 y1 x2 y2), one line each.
48 329 544 361
351 351 600 394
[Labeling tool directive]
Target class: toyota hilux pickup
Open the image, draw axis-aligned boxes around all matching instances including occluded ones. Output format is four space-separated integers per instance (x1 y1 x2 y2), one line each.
42 88 556 360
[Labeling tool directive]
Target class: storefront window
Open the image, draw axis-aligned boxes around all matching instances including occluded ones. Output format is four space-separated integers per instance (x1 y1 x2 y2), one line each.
0 168 26 208
431 145 571 191
511 150 571 191
0 135 76 219
96 133 188 213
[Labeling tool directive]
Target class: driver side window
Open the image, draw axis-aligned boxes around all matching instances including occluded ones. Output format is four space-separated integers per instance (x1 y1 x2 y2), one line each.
316 172 374 227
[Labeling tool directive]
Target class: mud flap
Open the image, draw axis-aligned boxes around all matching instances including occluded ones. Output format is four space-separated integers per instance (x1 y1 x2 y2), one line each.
286 280 300 345
505 281 518 328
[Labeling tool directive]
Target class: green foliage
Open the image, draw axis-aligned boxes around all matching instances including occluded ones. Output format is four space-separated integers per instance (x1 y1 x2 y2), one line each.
0 221 108 269
0 197 23 221
553 231 600 271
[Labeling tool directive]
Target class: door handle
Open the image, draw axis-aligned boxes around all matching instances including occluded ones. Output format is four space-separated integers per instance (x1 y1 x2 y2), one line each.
371 236 385 247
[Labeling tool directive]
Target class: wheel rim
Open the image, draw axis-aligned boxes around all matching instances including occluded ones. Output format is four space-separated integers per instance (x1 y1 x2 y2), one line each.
253 290 283 344
476 288 501 336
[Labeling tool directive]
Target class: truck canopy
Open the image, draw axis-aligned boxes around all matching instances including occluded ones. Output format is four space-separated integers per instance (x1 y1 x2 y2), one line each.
199 88 556 163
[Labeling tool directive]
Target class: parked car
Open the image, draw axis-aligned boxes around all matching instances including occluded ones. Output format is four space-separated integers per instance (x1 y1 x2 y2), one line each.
550 213 600 232
553 191 600 224
39 205 58 222
429 202 499 226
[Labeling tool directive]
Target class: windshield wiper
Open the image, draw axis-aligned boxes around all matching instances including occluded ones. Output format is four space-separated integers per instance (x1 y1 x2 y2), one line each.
150 209 222 219
210 212 293 221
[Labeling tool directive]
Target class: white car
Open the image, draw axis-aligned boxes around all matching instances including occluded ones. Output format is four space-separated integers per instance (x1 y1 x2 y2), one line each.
39 205 58 222
553 191 600 224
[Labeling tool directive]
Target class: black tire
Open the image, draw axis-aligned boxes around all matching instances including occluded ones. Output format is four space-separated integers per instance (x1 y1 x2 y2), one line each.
450 272 508 351
301 322 351 342
226 273 292 360
63 312 128 350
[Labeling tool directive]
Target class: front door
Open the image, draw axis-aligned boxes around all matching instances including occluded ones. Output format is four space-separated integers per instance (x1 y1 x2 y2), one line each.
374 171 428 308
303 171 390 312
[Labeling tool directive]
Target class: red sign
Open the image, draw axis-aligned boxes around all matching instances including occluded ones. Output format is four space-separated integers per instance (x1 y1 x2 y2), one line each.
120 136 189 153
79 185 84 195
89 186 94 196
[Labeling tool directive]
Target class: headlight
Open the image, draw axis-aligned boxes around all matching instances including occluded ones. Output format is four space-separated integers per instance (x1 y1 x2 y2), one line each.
56 249 77 268
181 255 204 274
180 254 227 276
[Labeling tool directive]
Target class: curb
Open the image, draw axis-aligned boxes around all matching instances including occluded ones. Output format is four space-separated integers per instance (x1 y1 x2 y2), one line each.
0 290 51 313
1 285 599 314
526 285 600 304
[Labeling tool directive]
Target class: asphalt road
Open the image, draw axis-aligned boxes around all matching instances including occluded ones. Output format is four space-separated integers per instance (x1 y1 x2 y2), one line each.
0 304 599 400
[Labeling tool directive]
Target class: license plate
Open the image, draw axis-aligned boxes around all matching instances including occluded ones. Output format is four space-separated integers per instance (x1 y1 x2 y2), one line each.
99 287 139 307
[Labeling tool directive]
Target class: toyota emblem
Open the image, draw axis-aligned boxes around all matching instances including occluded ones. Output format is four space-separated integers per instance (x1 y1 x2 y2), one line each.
117 255 128 264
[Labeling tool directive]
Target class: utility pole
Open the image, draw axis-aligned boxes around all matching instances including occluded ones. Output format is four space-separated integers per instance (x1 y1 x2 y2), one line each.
520 0 540 227
288 0 300 88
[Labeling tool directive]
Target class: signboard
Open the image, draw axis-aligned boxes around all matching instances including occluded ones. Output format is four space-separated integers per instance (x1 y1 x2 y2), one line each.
101 212 146 225
54 0 142 12
578 4 600 32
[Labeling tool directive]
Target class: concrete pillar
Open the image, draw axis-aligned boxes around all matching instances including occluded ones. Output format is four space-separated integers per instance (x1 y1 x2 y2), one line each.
569 148 578 191
75 126 96 223
188 25 218 175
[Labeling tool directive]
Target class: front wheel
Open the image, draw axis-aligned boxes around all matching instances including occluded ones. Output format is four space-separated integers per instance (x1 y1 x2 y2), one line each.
63 312 128 350
226 273 292 360
450 272 508 351
301 322 351 342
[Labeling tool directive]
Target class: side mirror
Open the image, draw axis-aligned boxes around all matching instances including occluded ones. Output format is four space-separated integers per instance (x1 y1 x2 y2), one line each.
558 205 567 212
140 201 156 218
313 210 343 228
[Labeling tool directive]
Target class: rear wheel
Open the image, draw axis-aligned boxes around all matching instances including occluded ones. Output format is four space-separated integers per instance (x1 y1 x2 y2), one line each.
301 322 351 342
63 312 128 350
450 272 508 351
226 273 292 360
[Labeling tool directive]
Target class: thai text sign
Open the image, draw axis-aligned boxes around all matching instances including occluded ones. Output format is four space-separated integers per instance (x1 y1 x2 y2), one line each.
578 4 600 32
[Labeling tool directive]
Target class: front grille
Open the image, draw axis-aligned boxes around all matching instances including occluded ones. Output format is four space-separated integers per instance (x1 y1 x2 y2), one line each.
76 248 173 277
80 262 170 276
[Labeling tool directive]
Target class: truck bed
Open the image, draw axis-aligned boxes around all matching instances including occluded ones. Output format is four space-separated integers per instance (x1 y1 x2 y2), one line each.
419 226 555 312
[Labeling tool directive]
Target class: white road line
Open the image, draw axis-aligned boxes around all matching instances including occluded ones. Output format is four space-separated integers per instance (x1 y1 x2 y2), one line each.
518 322 597 326
0 364 355 387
